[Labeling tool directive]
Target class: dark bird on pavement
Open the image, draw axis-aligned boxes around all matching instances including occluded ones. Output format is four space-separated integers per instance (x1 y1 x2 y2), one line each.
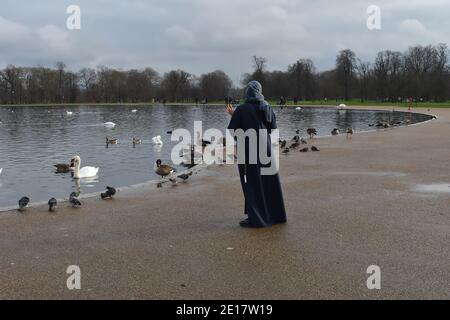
280 140 287 148
292 135 300 142
282 148 290 154
48 198 57 212
301 137 307 144
154 159 175 179
69 192 81 207
307 128 317 139
346 127 354 139
178 172 193 182
331 128 340 135
295 129 301 134
167 130 173 134
311 146 320 152
18 197 30 211
290 141 300 149
299 147 309 153
101 186 116 200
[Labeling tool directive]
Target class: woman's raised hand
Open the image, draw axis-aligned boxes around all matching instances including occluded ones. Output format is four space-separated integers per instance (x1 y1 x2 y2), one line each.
226 104 234 116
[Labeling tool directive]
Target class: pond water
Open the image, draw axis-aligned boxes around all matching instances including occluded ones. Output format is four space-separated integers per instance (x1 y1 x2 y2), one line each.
0 104 433 208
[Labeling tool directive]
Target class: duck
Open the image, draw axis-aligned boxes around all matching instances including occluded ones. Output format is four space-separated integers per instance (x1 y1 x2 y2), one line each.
54 163 71 173
132 137 142 145
152 135 163 145
331 128 340 136
346 128 354 139
70 155 99 179
18 196 30 212
307 128 317 139
154 159 175 178
48 198 57 212
106 137 118 145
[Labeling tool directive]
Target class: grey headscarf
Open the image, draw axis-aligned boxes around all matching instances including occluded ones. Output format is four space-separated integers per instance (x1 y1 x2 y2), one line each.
245 80 273 124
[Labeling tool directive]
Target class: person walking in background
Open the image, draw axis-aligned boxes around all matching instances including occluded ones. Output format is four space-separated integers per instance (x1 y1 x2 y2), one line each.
226 81 287 228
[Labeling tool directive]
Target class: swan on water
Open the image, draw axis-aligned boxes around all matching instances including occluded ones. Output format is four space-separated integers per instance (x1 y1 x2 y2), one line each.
295 107 302 111
338 104 347 110
152 135 163 145
131 109 137 113
0 168 3 175
70 155 99 179
66 111 73 115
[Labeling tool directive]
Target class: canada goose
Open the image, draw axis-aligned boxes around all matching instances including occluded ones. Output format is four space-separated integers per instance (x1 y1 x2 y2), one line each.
106 137 118 145
331 128 340 136
48 198 57 212
346 128 354 139
311 146 320 152
132 137 142 145
54 163 71 173
299 147 309 153
69 192 81 207
307 128 317 139
18 196 30 211
154 159 175 178
101 186 116 200
70 156 99 179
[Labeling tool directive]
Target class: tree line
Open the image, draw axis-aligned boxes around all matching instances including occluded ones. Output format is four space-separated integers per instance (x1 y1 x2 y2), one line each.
1 43 449 105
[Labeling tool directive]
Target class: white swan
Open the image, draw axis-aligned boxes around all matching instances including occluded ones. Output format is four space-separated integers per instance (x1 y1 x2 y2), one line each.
295 107 302 111
66 111 73 115
131 109 137 113
104 122 116 128
338 104 347 110
152 135 163 145
70 155 99 179
0 168 3 175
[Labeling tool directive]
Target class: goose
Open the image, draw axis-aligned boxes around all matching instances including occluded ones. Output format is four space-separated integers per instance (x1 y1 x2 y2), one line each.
54 163 71 173
331 128 340 136
106 137 118 145
70 155 99 179
152 135 163 145
132 137 142 145
18 196 30 211
101 186 116 200
154 159 175 178
307 128 317 139
104 122 116 128
48 198 57 212
69 192 81 207
346 128 354 139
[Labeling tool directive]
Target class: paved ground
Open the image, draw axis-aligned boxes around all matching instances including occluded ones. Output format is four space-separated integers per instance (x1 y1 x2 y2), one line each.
0 106 448 299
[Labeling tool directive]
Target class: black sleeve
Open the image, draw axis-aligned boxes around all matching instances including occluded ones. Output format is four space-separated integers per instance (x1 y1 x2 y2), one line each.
227 106 241 131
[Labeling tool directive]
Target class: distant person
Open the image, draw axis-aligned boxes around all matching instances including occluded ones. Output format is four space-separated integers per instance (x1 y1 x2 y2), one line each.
279 96 286 108
226 81 287 228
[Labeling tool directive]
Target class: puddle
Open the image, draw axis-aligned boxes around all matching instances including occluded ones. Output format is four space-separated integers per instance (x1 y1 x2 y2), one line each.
413 183 450 193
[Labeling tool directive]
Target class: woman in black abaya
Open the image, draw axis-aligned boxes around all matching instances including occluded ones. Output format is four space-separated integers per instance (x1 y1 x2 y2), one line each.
227 81 287 228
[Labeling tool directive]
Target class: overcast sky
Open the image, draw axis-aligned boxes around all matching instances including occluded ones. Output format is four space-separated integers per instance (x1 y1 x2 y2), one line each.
0 0 449 84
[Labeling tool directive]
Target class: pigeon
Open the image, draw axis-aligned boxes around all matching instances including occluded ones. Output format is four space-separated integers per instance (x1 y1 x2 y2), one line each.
280 140 287 148
299 147 309 153
301 138 308 144
331 128 340 135
292 135 300 142
282 148 290 154
290 141 300 149
18 197 30 211
295 129 301 134
311 146 320 152
69 192 81 207
177 172 193 182
307 128 317 139
48 198 57 212
101 186 116 200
